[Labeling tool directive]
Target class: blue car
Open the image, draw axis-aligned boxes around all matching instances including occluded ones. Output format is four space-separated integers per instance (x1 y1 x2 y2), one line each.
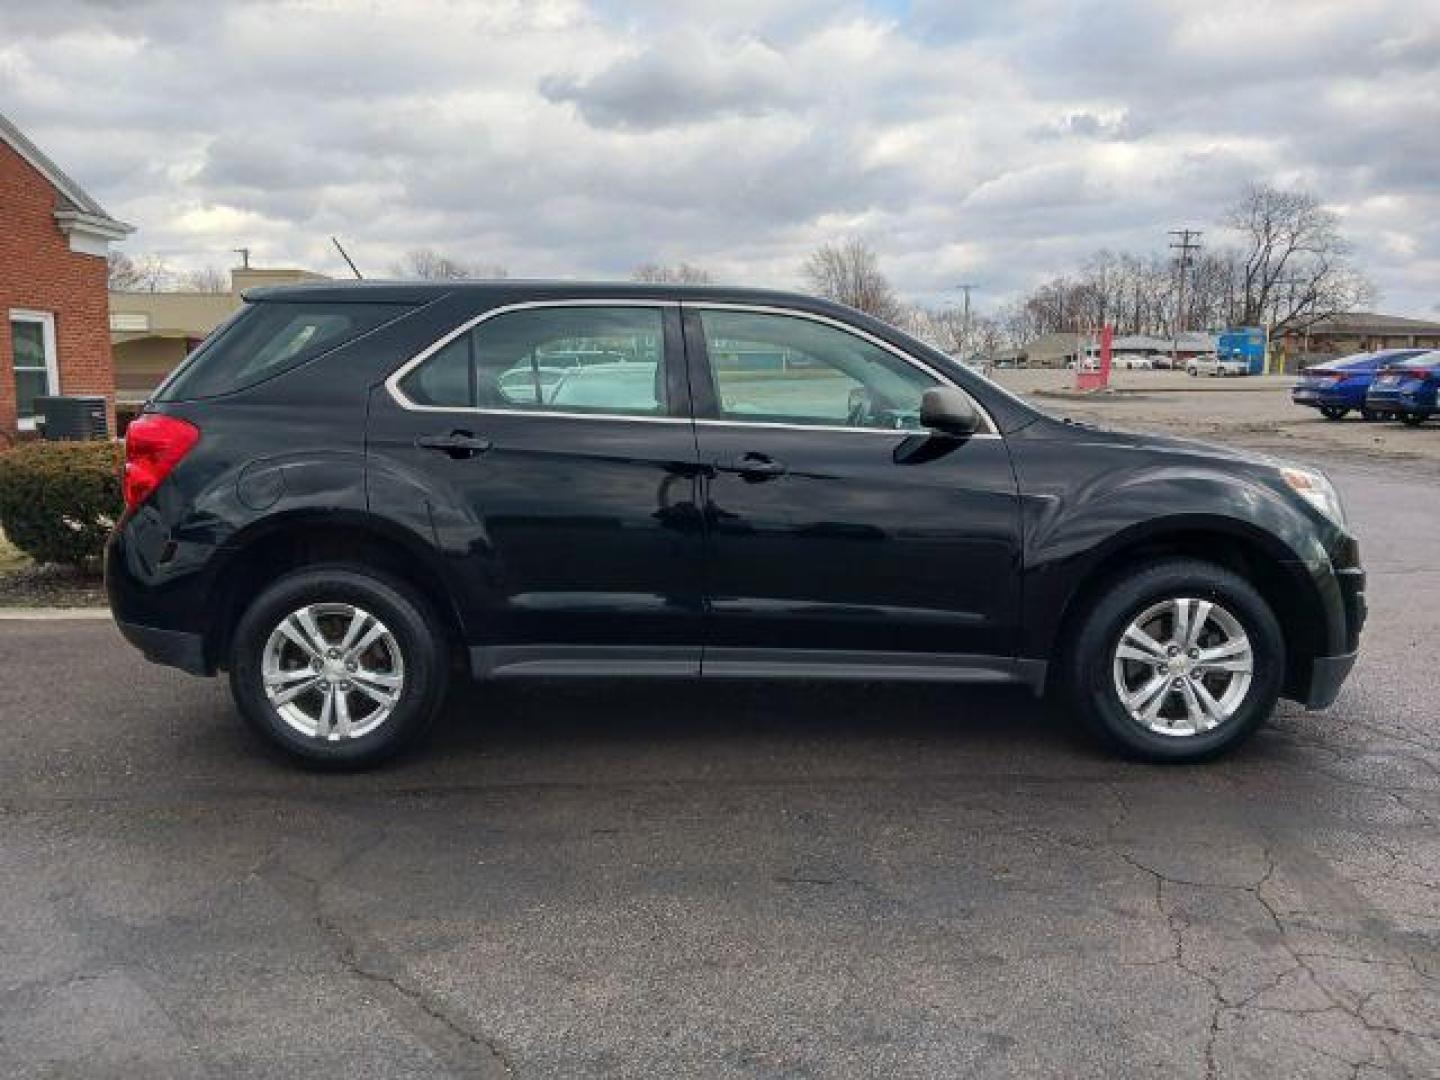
1291 348 1430 420
1366 350 1440 426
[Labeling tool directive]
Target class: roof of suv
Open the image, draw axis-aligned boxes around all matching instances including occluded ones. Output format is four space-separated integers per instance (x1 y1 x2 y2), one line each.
242 278 852 311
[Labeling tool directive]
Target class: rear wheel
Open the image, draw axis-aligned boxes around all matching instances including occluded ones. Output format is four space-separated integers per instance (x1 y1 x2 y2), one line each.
229 566 450 768
1319 405 1348 420
1061 559 1284 761
1401 413 1427 427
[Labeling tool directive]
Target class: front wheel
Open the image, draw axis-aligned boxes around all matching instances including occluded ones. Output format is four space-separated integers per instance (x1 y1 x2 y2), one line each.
229 566 450 768
1060 559 1284 761
1401 413 1427 427
1319 406 1349 420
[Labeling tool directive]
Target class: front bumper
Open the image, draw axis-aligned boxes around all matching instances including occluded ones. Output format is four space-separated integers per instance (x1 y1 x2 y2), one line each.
1299 649 1359 709
1289 563 1364 709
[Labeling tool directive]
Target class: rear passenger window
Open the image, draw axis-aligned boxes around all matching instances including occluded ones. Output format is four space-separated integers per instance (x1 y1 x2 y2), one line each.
398 306 667 417
156 301 410 401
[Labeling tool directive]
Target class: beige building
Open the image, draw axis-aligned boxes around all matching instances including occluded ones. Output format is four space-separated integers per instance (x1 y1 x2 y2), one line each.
110 266 326 399
1272 312 1440 364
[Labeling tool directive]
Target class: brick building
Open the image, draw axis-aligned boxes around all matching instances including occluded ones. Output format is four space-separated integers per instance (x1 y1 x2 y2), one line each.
1 111 132 443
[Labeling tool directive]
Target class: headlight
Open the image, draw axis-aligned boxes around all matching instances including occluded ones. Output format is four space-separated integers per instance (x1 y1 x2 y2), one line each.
1279 465 1346 525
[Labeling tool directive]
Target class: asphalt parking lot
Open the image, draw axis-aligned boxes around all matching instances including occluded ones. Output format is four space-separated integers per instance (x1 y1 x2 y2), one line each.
992 369 1440 475
2 458 1438 1077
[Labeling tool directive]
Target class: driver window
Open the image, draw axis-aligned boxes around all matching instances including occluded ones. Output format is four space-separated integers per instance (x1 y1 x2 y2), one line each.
699 309 936 430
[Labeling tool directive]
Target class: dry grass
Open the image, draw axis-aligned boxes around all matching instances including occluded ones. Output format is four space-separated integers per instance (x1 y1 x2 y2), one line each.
0 528 30 574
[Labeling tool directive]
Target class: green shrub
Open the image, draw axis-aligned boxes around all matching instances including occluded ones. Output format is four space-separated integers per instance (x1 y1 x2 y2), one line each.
0 440 123 568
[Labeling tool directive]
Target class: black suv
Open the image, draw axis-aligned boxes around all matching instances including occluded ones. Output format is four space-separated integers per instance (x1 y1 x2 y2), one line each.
107 282 1365 767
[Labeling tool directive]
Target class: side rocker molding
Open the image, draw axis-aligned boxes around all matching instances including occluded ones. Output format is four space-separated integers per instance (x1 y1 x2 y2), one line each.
470 645 1046 692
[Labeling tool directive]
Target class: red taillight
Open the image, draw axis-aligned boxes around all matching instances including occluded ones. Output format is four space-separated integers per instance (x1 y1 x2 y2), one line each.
123 414 200 510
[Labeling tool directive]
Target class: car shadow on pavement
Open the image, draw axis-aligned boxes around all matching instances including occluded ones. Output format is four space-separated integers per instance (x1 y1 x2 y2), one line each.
424 678 1099 770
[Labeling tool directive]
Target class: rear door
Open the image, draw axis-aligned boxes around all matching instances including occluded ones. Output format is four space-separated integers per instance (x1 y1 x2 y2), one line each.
366 300 706 675
683 304 1023 673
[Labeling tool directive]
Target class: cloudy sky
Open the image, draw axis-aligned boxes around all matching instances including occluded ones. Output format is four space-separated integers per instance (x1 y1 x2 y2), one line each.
3 0 1437 314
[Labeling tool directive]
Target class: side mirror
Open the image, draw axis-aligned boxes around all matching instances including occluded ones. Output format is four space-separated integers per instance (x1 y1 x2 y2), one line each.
920 387 982 437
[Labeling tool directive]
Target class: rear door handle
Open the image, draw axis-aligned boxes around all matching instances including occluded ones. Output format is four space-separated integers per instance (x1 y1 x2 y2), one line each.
715 452 786 479
415 430 492 458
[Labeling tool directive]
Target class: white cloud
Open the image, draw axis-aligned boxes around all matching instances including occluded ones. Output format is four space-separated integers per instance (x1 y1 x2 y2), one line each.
1 0 1435 314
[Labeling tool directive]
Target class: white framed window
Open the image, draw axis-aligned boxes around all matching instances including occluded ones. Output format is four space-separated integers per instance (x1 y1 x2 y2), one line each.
9 309 59 430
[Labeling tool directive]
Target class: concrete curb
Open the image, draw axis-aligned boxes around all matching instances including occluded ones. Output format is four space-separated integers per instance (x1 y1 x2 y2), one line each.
0 607 111 620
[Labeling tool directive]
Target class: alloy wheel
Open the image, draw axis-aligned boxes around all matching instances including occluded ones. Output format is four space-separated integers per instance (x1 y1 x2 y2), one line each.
1111 597 1254 737
261 603 405 740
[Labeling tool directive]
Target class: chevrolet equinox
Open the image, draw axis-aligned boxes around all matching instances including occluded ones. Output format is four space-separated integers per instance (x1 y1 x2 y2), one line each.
107 282 1365 767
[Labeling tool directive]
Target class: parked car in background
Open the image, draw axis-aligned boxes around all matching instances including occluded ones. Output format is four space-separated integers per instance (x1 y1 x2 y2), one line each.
1365 351 1440 426
1065 357 1099 371
1187 354 1248 377
108 280 1365 769
1112 353 1154 370
1291 349 1430 421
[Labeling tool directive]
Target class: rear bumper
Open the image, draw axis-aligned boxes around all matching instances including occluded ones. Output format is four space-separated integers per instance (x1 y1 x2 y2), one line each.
1291 389 1357 408
114 619 212 676
1367 388 1435 415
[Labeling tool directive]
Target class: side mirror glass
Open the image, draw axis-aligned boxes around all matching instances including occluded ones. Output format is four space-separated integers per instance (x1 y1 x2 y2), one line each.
920 387 982 437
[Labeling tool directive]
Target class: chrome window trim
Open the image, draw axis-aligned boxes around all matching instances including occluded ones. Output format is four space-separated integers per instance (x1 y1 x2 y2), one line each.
692 418 1000 439
382 296 999 437
383 298 680 419
687 301 999 437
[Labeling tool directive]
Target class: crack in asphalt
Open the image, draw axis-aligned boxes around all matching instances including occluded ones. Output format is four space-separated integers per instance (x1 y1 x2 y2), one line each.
258 837 515 1080
1103 774 1440 1078
1118 845 1432 1077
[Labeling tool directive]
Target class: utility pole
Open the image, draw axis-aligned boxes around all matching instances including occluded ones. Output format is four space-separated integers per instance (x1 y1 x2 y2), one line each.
232 247 251 269
954 283 978 357
1168 229 1201 367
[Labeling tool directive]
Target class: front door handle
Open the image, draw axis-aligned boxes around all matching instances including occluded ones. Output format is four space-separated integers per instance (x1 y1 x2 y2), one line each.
715 452 786 479
416 430 492 459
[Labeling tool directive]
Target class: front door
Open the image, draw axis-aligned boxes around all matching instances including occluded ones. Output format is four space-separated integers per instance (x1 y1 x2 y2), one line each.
366 301 705 674
684 305 1022 671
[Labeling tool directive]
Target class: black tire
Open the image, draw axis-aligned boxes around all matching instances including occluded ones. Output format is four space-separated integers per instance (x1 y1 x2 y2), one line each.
229 565 450 768
1401 413 1427 427
1360 408 1379 422
1059 559 1284 762
1319 406 1348 420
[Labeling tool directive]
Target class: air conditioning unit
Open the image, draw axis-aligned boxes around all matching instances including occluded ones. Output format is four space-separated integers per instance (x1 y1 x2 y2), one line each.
33 396 109 441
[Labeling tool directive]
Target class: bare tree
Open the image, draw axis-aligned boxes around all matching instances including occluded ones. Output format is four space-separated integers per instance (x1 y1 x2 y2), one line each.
177 265 229 293
390 248 507 280
107 251 170 292
1223 183 1374 334
801 239 903 322
632 262 713 284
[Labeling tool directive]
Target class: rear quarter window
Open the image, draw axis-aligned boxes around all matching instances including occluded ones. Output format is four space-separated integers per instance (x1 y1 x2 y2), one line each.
155 301 410 401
